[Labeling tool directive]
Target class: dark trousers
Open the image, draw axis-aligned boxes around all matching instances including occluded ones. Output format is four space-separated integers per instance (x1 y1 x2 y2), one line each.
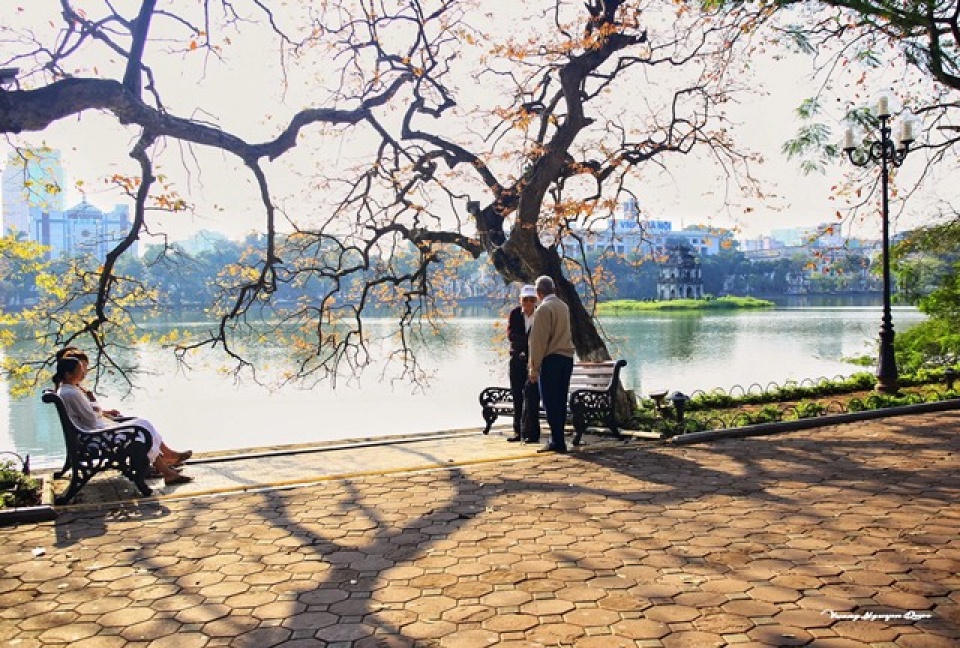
539 354 574 450
509 356 541 441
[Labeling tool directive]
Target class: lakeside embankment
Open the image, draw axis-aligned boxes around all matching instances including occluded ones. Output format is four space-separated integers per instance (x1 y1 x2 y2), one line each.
597 295 775 313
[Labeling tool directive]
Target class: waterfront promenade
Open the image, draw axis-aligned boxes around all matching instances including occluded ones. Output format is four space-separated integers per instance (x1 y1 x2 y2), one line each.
2 412 958 647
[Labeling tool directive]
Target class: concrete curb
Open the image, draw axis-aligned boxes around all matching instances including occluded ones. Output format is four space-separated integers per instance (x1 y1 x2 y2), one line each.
0 475 57 526
185 428 483 466
667 397 960 445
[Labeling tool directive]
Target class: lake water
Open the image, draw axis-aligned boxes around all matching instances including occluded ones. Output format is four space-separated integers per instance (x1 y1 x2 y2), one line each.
1 300 925 468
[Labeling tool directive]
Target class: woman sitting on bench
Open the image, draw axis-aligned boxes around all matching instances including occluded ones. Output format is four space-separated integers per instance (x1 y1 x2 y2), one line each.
53 354 193 485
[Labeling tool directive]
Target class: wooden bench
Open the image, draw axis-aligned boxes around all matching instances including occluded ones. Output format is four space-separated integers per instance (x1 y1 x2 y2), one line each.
42 390 154 504
479 359 627 446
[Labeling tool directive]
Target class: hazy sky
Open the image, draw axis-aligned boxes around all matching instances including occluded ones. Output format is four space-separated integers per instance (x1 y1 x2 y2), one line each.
1 1 952 244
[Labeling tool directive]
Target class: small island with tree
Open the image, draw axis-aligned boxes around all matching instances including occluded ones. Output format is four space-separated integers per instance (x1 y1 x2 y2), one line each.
597 296 775 314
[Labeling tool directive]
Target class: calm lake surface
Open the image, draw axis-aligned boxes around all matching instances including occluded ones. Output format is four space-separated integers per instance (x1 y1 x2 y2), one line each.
1 298 925 468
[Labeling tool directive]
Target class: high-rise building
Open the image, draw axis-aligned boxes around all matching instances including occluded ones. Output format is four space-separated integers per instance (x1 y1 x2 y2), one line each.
2 148 135 258
34 200 132 259
2 148 65 234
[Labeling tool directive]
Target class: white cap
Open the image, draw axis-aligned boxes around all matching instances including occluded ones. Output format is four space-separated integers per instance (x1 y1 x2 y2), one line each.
520 285 537 299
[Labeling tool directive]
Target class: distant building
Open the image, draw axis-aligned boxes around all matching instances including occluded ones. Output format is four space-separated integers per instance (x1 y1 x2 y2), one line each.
177 229 229 256
2 149 65 234
578 198 731 259
33 200 133 259
770 223 845 249
2 148 134 258
740 236 782 252
657 245 704 300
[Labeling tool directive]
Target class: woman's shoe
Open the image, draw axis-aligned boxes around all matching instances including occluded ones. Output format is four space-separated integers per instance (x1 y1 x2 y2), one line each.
147 465 180 478
170 450 193 467
164 474 193 486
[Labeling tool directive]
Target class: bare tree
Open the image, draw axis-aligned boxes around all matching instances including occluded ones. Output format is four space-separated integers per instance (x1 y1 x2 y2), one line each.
0 1 768 388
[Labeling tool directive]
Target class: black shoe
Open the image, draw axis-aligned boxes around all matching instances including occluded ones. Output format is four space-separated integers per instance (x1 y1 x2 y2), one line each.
537 444 567 454
506 435 522 442
525 437 540 443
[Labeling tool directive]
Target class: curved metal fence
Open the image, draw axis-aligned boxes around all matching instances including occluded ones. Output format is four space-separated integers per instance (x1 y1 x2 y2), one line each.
634 373 959 437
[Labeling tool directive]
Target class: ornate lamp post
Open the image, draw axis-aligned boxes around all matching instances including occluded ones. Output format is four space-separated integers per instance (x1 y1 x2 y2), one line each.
842 96 915 394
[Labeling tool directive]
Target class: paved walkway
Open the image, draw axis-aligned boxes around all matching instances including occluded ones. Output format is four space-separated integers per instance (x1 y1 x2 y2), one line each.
2 414 958 647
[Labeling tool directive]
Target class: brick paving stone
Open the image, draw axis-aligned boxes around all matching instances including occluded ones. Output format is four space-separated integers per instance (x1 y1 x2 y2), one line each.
223 590 277 609
479 590 532 607
646 604 701 623
832 620 901 642
408 573 458 589
774 608 835 628
674 592 727 607
480 613 538 632
438 627 498 647
441 604 494 624
442 561 492 577
519 599 575 616
748 585 802 604
37 622 101 643
692 612 755 634
747 623 814 646
572 635 636 647
404 595 457 619
524 621 585 645
73 596 129 615
842 569 896 587
366 608 418 630
145 632 210 648
662 630 726 647
802 640 878 648
897 634 960 648
562 607 621 628
397 620 455 640
280 610 338 630
119 617 181 642
613 618 671 639
701 577 752 594
556 584 607 602
202 615 261 638
67 637 129 648
599 592 651 612
796 595 857 612
510 559 556 574
15 607 76 630
3 412 959 648
371 586 420 604
97 606 157 628
721 599 782 618
441 581 494 600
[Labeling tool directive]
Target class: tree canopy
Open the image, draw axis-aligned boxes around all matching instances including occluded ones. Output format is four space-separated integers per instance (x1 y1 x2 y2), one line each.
2 0 958 389
1 0 776 387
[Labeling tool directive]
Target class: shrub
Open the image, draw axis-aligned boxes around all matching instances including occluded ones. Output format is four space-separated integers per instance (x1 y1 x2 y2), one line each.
0 460 40 509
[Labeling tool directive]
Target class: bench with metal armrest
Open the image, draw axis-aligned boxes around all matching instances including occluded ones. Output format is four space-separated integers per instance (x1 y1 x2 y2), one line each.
479 359 627 446
42 390 154 504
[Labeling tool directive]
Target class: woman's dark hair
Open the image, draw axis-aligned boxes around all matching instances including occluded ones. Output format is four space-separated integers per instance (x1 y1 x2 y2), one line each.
56 346 89 364
52 357 82 388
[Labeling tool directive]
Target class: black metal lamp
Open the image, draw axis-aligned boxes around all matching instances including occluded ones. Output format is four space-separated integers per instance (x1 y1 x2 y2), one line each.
669 391 689 427
842 95 914 394
944 367 958 392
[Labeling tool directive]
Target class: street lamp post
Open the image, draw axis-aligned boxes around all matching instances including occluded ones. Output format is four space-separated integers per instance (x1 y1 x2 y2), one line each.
842 96 914 394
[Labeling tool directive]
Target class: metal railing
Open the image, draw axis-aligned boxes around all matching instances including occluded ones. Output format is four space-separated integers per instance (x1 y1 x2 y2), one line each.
636 372 959 437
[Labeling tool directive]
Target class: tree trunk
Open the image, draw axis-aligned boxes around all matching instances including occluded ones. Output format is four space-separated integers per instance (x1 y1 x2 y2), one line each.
488 240 637 425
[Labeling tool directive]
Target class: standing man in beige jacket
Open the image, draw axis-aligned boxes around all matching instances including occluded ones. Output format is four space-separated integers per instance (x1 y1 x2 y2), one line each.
527 275 576 453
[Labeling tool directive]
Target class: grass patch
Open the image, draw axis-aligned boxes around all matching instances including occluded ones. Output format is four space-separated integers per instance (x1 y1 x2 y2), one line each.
598 296 775 313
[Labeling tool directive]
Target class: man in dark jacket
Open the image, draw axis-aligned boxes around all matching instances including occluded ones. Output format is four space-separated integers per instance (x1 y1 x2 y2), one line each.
507 285 541 442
